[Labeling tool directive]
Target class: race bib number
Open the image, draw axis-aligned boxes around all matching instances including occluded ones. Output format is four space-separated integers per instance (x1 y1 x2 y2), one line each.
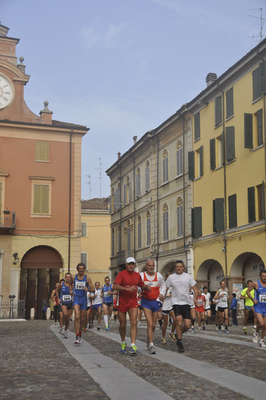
62 295 71 302
75 281 85 290
259 294 266 303
221 297 227 303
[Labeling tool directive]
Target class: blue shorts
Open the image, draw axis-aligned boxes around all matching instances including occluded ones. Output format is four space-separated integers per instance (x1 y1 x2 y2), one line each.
91 304 102 311
141 297 160 312
73 296 87 311
245 305 253 311
254 305 266 316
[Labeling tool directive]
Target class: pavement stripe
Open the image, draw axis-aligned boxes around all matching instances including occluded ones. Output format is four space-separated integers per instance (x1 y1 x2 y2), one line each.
94 329 266 400
51 326 173 400
184 331 262 349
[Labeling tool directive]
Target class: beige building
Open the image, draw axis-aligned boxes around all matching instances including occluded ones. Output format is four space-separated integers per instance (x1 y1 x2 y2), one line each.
81 198 110 285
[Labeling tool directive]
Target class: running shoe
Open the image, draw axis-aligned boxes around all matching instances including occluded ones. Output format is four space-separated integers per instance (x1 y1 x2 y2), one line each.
161 338 166 345
105 326 109 331
97 325 100 331
120 342 127 354
74 335 81 344
198 327 201 331
64 330 68 339
176 341 185 353
169 333 177 341
138 321 141 326
244 328 247 335
259 339 266 348
59 328 62 334
225 329 230 334
252 334 259 344
129 345 137 356
148 345 156 354
203 326 206 331
218 328 222 334
191 327 195 333
83 327 87 332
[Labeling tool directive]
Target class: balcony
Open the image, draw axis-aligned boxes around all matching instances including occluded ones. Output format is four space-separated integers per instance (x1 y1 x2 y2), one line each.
0 211 16 234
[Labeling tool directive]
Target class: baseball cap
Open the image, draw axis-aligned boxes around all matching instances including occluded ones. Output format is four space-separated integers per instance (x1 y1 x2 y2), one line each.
126 257 136 264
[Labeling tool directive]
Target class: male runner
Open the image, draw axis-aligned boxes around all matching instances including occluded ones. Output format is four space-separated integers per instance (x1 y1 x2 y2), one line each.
91 282 102 330
203 286 212 325
140 259 166 354
102 276 116 331
113 257 150 356
57 273 73 338
247 269 266 348
165 260 198 353
72 263 94 344
214 280 230 334
240 280 257 334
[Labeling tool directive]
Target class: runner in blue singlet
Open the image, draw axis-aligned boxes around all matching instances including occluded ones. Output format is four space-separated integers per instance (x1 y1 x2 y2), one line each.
102 276 116 331
57 273 73 338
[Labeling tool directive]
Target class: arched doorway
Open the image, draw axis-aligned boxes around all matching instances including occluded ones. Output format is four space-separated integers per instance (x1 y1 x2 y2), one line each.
20 246 63 319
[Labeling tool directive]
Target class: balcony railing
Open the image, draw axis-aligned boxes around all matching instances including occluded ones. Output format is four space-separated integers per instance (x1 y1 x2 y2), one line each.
0 211 16 232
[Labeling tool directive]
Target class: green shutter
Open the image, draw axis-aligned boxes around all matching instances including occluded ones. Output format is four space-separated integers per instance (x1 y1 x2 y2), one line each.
226 126 235 161
248 186 256 223
244 113 253 149
226 88 233 119
213 198 224 232
257 109 263 146
260 61 266 95
215 96 222 126
194 113 200 141
35 142 49 161
188 151 195 181
210 139 215 170
228 194 237 228
253 67 261 101
192 207 202 238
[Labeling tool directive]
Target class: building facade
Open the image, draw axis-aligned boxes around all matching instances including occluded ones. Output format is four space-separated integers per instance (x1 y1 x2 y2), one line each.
0 24 88 318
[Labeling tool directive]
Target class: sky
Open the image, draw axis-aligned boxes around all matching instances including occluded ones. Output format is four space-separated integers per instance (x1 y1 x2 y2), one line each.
1 0 265 199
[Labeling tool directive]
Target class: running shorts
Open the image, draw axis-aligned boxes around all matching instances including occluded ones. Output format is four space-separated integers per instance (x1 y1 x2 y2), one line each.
73 296 87 311
118 299 138 313
141 297 160 312
173 304 191 319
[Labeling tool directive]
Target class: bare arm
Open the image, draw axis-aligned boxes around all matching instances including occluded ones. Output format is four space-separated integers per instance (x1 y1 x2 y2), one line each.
247 283 257 304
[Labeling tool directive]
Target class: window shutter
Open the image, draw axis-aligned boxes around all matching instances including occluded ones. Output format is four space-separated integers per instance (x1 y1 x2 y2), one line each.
257 109 263 146
248 186 256 223
226 126 235 161
188 151 195 181
194 113 200 140
127 227 131 252
228 194 237 228
199 146 203 176
136 173 141 197
192 207 202 238
81 222 87 237
176 148 183 176
163 157 168 182
261 182 265 220
210 138 216 170
34 184 49 214
244 113 253 149
0 182 2 219
177 205 183 237
163 211 169 241
147 218 151 246
81 253 87 267
226 88 233 119
215 96 222 126
124 184 127 205
260 61 266 95
145 166 150 191
213 198 224 232
129 182 132 203
138 221 141 249
253 67 261 101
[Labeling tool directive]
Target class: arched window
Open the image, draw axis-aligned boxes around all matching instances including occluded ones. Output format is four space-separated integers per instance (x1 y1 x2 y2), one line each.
136 167 141 198
138 215 142 249
111 228 115 257
177 197 184 238
127 219 131 256
176 141 183 176
162 150 169 183
146 210 151 246
145 160 150 191
163 203 169 241
118 225 121 253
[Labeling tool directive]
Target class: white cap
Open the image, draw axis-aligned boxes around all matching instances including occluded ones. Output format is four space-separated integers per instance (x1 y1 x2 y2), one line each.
126 257 136 264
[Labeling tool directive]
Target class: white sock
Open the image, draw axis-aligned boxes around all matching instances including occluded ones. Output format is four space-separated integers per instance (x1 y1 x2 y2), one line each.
104 315 108 326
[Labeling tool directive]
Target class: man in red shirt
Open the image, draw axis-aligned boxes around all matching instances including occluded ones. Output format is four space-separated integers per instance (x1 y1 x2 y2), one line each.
113 257 150 356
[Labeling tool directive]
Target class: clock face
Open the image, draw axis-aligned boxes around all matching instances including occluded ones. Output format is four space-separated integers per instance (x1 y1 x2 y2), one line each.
0 74 14 110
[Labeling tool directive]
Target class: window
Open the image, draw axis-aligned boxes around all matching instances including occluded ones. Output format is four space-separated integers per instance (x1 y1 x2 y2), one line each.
261 61 266 94
114 184 120 211
0 181 2 224
256 109 263 147
81 252 87 267
176 145 183 176
246 110 264 149
162 150 169 183
226 88 234 119
248 184 266 223
145 161 150 191
138 216 141 249
136 168 141 198
228 194 237 229
35 141 49 162
248 186 256 223
213 198 224 232
189 146 203 179
118 225 121 253
244 113 253 149
191 207 202 238
253 66 261 101
210 138 216 170
163 204 169 241
111 229 115 257
215 96 222 126
177 199 183 238
147 211 151 246
188 151 195 181
31 178 53 215
81 222 87 237
226 126 235 162
194 113 200 141
127 220 131 255
124 176 131 204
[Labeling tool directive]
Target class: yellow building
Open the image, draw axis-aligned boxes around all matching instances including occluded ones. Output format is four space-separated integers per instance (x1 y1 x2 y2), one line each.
81 198 110 285
188 39 266 298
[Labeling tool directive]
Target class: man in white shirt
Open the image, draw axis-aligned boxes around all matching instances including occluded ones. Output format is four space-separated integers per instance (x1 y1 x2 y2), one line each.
166 260 198 353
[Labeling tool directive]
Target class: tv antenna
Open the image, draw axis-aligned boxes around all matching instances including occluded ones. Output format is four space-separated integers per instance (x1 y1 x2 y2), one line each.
248 8 266 42
85 174 92 199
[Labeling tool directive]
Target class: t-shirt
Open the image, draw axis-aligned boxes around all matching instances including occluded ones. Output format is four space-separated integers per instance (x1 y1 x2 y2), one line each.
203 292 211 309
241 287 255 307
140 271 166 301
92 288 102 305
165 272 197 305
114 269 144 304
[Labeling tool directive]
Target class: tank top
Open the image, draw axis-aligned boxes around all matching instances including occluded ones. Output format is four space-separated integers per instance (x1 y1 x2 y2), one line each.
73 274 87 298
217 289 228 308
141 272 160 301
103 284 113 303
255 280 266 309
60 282 72 304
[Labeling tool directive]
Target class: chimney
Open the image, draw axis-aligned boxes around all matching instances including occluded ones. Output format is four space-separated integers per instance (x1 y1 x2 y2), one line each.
133 136 137 144
206 73 217 87
117 152 121 159
39 101 53 124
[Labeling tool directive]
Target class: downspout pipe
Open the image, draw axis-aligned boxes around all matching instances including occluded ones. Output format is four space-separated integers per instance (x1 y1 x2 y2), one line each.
68 128 73 273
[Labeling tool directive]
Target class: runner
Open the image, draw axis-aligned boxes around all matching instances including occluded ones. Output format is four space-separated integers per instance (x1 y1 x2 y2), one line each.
189 288 196 332
195 288 206 331
203 286 212 325
161 273 176 344
137 292 143 326
214 280 230 334
85 290 93 331
240 280 257 334
140 259 166 354
91 282 102 330
165 260 198 353
57 273 73 338
247 269 266 348
72 263 94 344
102 276 116 331
113 257 150 356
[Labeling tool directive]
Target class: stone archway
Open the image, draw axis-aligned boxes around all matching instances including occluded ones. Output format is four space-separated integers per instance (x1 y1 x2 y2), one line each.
196 259 224 292
160 260 177 277
20 246 63 319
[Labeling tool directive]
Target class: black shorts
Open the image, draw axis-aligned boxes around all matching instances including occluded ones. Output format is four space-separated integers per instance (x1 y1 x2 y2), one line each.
173 304 191 320
218 306 228 313
103 302 113 307
61 303 73 310
113 307 118 311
